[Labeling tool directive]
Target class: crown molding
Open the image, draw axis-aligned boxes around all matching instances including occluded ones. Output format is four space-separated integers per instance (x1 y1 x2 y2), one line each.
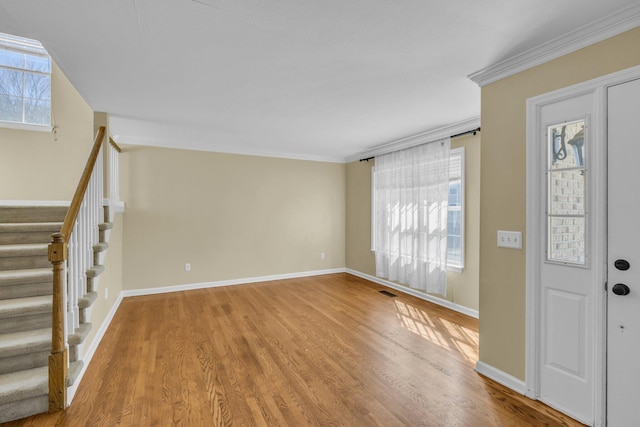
346 117 481 163
468 3 640 87
112 133 346 164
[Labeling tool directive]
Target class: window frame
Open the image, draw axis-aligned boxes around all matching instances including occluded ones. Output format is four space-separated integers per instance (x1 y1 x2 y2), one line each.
447 147 465 272
0 32 52 131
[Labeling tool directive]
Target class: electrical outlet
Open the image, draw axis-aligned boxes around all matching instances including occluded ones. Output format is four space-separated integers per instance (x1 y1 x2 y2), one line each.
104 288 108 299
320 252 325 260
185 263 191 272
497 230 522 249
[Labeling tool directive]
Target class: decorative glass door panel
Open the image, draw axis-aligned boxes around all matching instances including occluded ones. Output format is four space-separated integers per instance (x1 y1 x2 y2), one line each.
547 118 587 265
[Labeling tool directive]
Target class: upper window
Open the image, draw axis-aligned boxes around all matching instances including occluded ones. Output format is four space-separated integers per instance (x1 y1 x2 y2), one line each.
447 148 465 271
0 32 51 129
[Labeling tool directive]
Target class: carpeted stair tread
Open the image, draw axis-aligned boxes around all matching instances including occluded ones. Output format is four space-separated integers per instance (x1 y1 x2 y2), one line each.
68 323 92 346
98 222 113 231
0 205 68 224
78 292 98 310
93 242 109 253
0 222 62 232
0 395 48 424
86 265 105 279
0 295 52 319
0 328 51 359
0 366 48 403
67 360 84 387
0 282 52 300
0 223 60 244
0 243 48 258
0 268 52 286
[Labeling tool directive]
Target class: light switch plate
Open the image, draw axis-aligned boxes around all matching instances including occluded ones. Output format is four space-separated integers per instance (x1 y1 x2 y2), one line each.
497 230 522 249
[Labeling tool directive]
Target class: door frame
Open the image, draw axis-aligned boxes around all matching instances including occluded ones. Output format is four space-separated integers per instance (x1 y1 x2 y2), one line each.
526 64 640 427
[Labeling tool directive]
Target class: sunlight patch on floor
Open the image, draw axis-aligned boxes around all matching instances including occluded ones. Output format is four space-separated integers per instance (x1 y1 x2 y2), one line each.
394 300 479 362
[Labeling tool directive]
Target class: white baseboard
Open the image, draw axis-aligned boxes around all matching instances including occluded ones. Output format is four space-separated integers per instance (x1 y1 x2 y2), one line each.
121 268 347 297
67 292 124 404
345 268 479 319
475 360 527 395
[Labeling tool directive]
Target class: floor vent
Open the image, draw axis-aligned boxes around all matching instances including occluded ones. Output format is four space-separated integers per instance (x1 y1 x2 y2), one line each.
379 290 397 297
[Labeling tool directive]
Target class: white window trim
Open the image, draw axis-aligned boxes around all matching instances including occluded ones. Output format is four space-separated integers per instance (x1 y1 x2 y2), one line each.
447 147 465 272
370 147 466 272
0 120 52 132
371 166 376 252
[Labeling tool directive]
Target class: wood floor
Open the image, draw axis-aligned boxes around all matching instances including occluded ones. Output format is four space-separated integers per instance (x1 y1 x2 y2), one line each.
6 273 584 426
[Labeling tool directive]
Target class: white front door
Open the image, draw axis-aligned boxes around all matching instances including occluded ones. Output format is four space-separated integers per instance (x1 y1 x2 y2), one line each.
528 66 640 427
607 78 640 427
535 92 600 424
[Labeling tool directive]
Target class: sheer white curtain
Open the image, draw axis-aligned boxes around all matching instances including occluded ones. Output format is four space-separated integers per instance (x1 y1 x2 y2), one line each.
373 138 450 295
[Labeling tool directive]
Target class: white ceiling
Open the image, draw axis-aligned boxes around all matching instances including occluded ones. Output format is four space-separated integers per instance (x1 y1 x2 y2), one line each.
0 0 638 162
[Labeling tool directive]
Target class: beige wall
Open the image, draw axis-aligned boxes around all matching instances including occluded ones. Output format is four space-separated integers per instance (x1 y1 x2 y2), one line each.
0 62 94 200
345 158 376 275
120 146 346 290
479 27 640 380
345 133 481 311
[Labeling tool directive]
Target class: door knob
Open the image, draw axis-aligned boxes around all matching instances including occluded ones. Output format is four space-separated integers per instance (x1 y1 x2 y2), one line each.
614 259 630 271
612 283 631 296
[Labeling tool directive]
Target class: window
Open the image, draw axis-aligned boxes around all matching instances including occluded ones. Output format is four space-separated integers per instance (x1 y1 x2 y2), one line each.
546 118 586 265
371 145 465 275
447 148 464 271
370 139 451 295
0 32 51 129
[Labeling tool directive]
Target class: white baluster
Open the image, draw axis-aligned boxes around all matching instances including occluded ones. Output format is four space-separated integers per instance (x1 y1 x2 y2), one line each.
63 139 109 340
115 146 119 201
83 198 90 298
107 143 112 201
109 144 113 201
66 251 73 335
98 148 104 222
80 197 86 328
97 149 103 233
75 218 81 331
89 172 95 249
91 163 96 241
68 220 79 332
106 142 120 204
80 203 86 328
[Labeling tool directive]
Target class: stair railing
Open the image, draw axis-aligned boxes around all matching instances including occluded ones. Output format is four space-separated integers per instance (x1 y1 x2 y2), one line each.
107 137 121 204
48 126 106 412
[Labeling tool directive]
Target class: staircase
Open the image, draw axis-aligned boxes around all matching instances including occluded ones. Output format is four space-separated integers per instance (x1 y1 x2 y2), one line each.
0 204 111 423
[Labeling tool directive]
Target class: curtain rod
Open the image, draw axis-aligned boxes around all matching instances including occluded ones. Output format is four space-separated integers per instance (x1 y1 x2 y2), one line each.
359 127 481 162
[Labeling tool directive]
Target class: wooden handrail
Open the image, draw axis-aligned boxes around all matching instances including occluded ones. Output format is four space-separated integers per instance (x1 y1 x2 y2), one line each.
60 126 106 239
109 137 121 153
48 125 106 412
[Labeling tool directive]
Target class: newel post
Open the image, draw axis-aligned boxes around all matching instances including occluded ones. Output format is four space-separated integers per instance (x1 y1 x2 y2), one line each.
48 232 68 412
